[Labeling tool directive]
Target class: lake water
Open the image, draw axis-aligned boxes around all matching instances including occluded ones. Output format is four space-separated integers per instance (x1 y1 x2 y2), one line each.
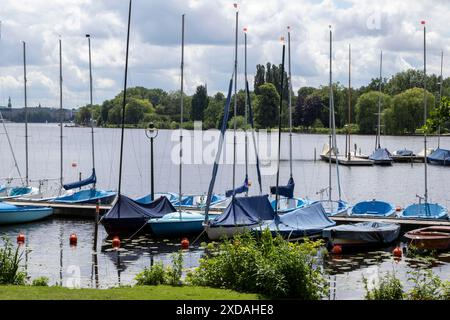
1 123 449 299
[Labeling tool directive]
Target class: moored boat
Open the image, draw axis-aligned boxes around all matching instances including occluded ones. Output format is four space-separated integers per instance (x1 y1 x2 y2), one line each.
0 202 53 225
397 203 448 220
404 226 450 250
369 148 393 166
350 199 395 217
427 148 450 166
311 199 349 216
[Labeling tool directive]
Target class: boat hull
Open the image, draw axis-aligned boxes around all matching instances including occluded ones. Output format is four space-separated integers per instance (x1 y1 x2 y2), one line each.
53 190 116 204
312 200 348 216
101 217 148 238
404 226 450 250
350 200 395 217
270 197 308 214
204 224 255 241
0 206 53 225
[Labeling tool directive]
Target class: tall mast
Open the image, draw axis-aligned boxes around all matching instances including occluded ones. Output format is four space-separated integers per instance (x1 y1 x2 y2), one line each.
438 50 443 148
179 14 185 213
23 41 29 186
231 4 238 198
244 27 248 195
422 21 428 205
86 34 95 188
347 44 351 160
287 26 293 178
117 0 132 199
328 26 332 202
376 50 383 150
59 38 63 191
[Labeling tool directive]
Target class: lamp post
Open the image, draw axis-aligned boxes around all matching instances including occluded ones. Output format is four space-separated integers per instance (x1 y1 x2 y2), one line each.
145 122 158 201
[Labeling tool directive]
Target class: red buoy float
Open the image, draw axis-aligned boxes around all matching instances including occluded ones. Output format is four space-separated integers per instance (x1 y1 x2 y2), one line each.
181 237 189 249
17 233 25 244
112 236 121 249
331 245 342 254
393 246 402 258
69 233 78 246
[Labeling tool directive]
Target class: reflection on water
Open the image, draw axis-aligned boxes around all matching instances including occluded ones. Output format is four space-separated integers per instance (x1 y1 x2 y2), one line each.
1 217 449 299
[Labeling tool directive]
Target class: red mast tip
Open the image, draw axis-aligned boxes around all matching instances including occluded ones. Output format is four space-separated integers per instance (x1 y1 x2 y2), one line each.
243 27 247 33
421 20 426 25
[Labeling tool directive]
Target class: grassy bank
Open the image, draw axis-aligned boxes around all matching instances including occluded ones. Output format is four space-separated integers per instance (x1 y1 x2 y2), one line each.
0 285 259 300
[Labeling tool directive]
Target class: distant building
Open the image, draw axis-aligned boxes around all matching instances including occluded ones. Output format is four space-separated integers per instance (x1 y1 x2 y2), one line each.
0 103 76 123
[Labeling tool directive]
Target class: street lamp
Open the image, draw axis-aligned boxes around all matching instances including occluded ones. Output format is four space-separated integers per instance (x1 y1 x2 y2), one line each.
145 122 159 201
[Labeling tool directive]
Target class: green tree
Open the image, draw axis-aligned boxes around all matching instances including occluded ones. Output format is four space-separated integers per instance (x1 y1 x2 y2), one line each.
125 98 154 125
75 106 91 125
355 91 391 134
204 93 225 129
425 96 450 133
191 85 208 121
254 64 266 95
294 87 317 126
254 83 279 128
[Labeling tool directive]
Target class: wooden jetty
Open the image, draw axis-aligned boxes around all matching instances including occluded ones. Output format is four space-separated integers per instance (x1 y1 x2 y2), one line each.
320 153 373 166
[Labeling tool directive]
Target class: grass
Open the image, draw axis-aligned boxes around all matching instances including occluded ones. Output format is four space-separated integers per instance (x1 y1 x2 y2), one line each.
0 285 259 300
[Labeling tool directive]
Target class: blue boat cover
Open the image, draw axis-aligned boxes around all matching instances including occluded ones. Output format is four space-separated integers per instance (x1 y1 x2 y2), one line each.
225 177 249 197
102 194 176 220
210 195 276 227
257 202 335 237
395 149 414 156
63 169 97 190
369 148 392 161
427 148 450 165
270 176 295 199
323 221 400 244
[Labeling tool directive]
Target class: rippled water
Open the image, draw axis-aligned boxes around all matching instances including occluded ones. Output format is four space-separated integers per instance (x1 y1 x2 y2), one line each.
1 123 450 298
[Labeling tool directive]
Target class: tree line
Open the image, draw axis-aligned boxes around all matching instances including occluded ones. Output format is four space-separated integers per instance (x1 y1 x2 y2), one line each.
75 66 450 135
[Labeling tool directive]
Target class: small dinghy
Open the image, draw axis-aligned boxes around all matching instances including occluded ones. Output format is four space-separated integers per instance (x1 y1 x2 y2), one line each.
397 203 448 220
254 202 336 239
270 197 308 214
323 221 400 247
311 199 349 216
135 192 179 205
404 226 450 250
172 194 227 209
0 186 39 200
427 148 450 166
0 202 53 225
350 200 395 217
369 148 393 165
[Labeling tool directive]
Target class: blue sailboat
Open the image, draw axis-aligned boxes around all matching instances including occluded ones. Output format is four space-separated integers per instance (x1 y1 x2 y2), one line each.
312 26 349 216
269 28 307 214
254 202 336 240
398 22 449 221
350 199 395 217
135 192 179 205
427 148 450 166
53 35 116 204
0 202 53 225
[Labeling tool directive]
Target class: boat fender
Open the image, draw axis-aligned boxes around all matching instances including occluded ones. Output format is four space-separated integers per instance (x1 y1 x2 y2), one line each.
392 246 402 257
112 236 121 249
70 233 78 246
17 233 25 244
395 206 402 212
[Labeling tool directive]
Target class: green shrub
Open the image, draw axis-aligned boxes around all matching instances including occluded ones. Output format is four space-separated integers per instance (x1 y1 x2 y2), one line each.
186 230 327 299
0 236 26 285
165 251 183 286
363 271 404 300
31 276 49 287
407 269 443 300
135 262 166 286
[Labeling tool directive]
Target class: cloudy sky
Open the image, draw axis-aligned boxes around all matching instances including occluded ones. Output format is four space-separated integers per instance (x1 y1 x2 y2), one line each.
0 0 449 109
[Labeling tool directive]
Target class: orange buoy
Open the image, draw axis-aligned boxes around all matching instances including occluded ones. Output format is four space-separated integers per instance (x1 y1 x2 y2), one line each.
112 236 121 249
69 233 78 245
393 246 402 257
17 233 25 244
181 237 189 249
331 245 342 254
395 206 402 212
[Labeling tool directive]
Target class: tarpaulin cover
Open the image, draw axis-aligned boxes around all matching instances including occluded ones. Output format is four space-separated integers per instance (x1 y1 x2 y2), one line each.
395 149 414 156
256 202 335 238
323 221 400 244
270 176 295 198
369 148 392 162
225 177 249 197
210 194 275 227
63 168 97 190
427 148 450 165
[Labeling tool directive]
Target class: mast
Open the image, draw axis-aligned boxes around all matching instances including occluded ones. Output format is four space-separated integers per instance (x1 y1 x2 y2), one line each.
376 50 383 150
328 26 332 202
231 4 238 198
438 50 443 148
244 27 248 195
275 40 286 216
23 41 29 186
347 44 351 160
422 21 428 205
59 38 63 191
179 14 185 213
86 34 95 188
117 0 132 200
287 26 293 178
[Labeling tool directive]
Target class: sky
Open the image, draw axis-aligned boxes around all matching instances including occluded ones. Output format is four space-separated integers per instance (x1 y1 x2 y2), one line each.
0 0 449 109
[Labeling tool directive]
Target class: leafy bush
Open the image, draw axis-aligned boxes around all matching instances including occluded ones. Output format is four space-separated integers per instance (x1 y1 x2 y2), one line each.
363 271 404 300
0 236 26 285
31 276 49 287
186 230 328 299
407 269 443 300
135 262 166 286
165 251 183 286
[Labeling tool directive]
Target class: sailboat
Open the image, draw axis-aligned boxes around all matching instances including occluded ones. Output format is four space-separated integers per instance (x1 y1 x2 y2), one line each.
398 21 448 220
147 14 222 237
427 50 450 166
52 35 115 204
269 26 308 213
101 0 176 238
368 51 393 166
203 6 276 240
312 26 348 216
